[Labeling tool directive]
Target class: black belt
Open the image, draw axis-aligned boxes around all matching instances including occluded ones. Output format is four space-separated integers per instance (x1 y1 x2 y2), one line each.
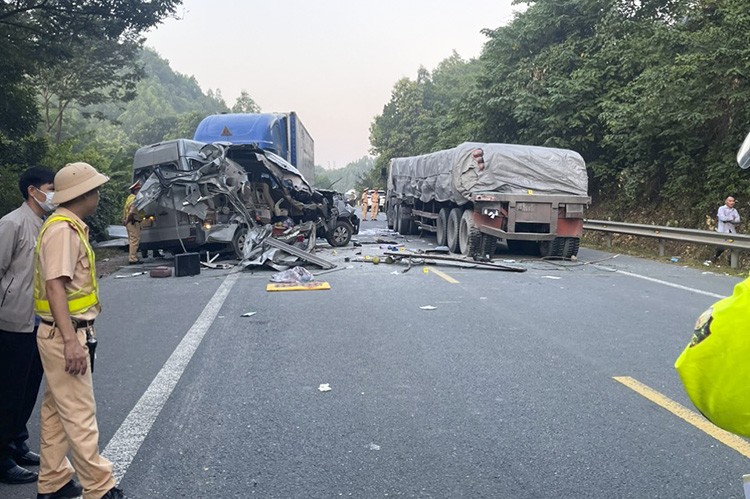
40 318 95 329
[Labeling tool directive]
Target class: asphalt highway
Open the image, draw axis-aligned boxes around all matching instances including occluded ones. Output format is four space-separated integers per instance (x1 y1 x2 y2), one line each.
3 216 748 498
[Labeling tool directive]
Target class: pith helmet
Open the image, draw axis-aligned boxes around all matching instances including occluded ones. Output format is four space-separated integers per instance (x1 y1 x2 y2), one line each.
52 162 109 204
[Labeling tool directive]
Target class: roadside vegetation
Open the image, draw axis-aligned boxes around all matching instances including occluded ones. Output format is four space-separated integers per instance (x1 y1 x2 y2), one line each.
369 0 750 233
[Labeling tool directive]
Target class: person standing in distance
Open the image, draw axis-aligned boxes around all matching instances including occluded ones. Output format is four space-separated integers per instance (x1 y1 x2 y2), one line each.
122 181 144 264
370 189 380 221
34 163 126 499
713 196 741 263
361 188 369 221
0 167 56 486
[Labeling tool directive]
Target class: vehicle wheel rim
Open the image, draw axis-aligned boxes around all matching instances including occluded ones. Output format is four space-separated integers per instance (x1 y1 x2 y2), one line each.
333 226 348 243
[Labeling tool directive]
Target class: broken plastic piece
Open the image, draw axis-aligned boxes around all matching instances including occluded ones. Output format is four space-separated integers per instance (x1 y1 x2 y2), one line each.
241 312 257 317
318 383 331 392
270 266 314 283
420 305 437 310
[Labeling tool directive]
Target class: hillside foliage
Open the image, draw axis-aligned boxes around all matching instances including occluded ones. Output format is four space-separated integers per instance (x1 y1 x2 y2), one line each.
370 0 750 228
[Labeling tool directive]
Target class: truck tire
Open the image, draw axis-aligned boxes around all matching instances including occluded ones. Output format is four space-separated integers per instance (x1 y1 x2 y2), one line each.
398 206 413 235
327 220 353 247
446 207 463 253
436 208 449 247
562 237 580 258
480 235 498 257
232 226 248 260
538 241 552 257
459 209 482 256
386 203 394 229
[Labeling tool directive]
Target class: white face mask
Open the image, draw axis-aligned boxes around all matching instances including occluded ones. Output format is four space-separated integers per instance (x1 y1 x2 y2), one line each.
33 188 57 213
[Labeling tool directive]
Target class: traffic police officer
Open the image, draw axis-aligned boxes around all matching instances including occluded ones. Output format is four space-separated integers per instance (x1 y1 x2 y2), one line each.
34 162 126 499
122 181 144 264
361 188 369 221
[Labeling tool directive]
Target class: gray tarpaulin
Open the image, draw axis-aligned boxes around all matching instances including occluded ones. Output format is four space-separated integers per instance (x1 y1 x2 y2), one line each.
389 143 588 204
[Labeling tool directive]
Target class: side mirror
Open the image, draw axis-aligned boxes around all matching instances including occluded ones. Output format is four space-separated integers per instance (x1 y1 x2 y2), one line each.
738 131 750 169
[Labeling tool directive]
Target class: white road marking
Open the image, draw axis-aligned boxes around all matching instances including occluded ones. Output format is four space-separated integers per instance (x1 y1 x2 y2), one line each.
614 269 726 299
103 273 240 482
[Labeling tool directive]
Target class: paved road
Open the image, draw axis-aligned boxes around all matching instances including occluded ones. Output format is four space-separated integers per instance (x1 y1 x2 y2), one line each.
3 216 748 498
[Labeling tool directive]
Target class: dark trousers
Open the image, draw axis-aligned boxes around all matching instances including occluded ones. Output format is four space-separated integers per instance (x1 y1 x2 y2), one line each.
0 328 43 471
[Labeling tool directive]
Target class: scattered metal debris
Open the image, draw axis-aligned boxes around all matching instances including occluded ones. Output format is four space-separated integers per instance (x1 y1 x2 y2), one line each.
383 251 527 272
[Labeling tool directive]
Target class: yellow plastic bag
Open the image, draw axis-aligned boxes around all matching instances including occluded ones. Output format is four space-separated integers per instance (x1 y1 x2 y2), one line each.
675 277 750 436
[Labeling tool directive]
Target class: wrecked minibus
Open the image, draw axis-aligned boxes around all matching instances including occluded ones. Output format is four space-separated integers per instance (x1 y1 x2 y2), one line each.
132 139 359 259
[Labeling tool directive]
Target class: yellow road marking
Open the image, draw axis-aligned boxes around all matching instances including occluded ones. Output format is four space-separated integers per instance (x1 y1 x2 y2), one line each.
430 268 459 284
613 376 750 459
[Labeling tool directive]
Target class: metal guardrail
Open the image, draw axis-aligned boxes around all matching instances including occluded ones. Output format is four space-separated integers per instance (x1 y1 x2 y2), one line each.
583 219 750 268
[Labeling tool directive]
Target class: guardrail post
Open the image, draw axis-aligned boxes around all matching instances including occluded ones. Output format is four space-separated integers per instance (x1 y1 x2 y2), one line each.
605 234 612 248
658 239 665 257
731 249 740 269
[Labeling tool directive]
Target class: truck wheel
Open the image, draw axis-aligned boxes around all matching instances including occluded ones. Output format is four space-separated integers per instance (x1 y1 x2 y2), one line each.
538 241 551 257
459 209 482 256
480 235 497 257
436 208 449 247
398 206 413 235
446 207 463 253
232 226 248 260
327 220 353 247
562 237 580 258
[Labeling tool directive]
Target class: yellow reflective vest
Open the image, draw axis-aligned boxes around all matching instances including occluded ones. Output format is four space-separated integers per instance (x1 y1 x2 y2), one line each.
33 215 99 317
675 277 750 436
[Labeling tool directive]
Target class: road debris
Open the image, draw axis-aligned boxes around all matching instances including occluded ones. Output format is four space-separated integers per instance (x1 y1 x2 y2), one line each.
241 312 257 317
270 266 314 283
318 383 332 392
541 276 562 280
367 443 381 451
384 251 526 272
420 305 437 310
114 271 148 279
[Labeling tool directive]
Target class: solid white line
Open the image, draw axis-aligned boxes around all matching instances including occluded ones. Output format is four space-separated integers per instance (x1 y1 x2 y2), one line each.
614 269 726 299
103 273 239 482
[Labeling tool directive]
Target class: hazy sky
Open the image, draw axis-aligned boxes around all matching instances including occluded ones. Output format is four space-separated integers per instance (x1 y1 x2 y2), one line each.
145 0 519 169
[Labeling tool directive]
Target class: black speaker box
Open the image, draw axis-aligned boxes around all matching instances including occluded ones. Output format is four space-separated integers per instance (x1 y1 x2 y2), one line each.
174 252 200 277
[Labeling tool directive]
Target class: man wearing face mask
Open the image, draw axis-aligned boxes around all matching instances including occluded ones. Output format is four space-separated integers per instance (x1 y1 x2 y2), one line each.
0 167 57 485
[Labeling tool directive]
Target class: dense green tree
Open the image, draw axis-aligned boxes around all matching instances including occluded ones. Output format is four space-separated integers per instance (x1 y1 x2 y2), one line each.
231 90 261 114
34 34 144 143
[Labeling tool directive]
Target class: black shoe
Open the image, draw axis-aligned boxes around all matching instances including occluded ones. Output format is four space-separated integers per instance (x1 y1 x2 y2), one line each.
101 486 126 499
0 464 38 484
37 478 83 498
14 450 40 466
128 260 143 265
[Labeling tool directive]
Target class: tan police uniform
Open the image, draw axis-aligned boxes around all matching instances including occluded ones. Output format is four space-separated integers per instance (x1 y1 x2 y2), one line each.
370 190 380 220
122 183 143 263
35 169 116 498
361 190 369 221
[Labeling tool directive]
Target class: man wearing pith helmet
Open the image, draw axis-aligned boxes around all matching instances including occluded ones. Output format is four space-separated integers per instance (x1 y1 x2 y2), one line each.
34 163 126 499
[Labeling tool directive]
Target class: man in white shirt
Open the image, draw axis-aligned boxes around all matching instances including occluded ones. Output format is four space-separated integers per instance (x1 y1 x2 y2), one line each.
713 196 740 263
717 196 740 233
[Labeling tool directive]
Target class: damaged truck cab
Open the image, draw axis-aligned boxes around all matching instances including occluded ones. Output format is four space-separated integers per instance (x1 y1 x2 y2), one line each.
133 139 358 258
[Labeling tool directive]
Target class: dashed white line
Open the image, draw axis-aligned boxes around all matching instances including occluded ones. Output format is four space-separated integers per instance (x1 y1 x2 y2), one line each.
614 269 726 299
103 273 239 482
